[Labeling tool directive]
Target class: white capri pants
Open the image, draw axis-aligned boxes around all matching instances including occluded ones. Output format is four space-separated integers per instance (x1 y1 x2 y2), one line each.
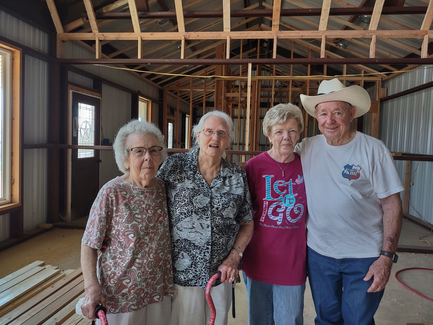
170 283 232 325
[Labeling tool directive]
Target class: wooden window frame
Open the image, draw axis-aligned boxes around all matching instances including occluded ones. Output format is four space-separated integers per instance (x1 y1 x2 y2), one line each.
0 41 22 213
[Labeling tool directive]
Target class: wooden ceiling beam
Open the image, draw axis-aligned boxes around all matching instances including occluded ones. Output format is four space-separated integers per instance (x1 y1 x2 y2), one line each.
174 0 186 33
272 0 282 31
82 0 99 33
46 0 64 34
223 0 231 32
58 29 430 41
127 0 142 33
420 0 433 30
319 0 331 31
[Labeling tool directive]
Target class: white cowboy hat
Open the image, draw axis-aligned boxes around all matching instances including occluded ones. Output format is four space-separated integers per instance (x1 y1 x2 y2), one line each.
300 78 371 118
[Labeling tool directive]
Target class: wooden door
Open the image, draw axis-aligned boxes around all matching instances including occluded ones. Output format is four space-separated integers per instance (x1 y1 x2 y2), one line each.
71 92 101 220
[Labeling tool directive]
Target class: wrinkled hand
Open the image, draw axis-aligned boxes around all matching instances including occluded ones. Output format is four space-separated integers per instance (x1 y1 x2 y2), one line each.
218 252 240 283
81 285 106 319
363 256 393 293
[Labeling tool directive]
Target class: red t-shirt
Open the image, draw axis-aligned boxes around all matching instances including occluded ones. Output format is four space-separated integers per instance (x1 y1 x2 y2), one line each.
243 152 307 286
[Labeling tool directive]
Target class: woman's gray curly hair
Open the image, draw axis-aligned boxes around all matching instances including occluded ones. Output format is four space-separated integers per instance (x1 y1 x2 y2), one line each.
113 120 167 174
263 103 304 137
191 110 235 146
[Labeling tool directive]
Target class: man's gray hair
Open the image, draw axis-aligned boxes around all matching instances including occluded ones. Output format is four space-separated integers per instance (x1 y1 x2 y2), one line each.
192 110 235 146
263 103 304 137
113 119 167 174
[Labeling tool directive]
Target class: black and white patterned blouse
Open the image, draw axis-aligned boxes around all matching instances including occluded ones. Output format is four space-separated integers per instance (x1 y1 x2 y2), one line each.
157 146 254 288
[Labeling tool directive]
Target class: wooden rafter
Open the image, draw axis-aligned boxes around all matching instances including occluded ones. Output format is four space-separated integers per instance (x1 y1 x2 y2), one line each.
82 0 99 34
127 0 142 34
319 0 331 31
174 0 186 33
369 0 384 31
272 0 282 32
45 0 64 34
420 0 433 30
223 0 231 32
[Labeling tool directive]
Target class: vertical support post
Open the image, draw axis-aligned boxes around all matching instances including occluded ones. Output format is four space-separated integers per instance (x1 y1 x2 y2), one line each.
243 63 252 162
403 161 412 214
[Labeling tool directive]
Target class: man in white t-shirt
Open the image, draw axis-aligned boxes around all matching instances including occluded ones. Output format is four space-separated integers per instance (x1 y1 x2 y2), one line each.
296 78 404 325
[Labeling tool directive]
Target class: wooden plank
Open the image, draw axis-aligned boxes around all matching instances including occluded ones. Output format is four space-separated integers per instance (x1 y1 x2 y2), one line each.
127 0 141 34
420 0 433 30
45 0 64 34
369 0 384 31
10 276 84 325
272 0 281 31
42 292 86 325
0 261 45 287
82 0 99 34
370 35 377 58
61 312 86 325
58 29 429 41
174 0 185 33
0 266 60 310
19 280 84 325
0 266 45 294
0 268 82 325
319 0 331 31
223 0 231 32
421 35 429 58
0 272 69 318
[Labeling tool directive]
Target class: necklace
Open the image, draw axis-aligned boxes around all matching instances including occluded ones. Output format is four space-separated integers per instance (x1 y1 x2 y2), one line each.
269 151 294 177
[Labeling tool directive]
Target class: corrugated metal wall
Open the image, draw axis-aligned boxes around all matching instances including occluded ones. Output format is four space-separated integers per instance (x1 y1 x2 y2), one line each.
22 55 49 231
99 84 131 187
0 10 49 54
380 65 433 224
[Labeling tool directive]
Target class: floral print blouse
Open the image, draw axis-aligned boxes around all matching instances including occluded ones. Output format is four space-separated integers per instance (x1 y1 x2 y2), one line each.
82 177 174 314
157 147 254 288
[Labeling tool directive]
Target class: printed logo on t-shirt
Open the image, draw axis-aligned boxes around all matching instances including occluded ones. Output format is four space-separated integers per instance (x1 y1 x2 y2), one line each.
260 175 305 228
342 164 361 180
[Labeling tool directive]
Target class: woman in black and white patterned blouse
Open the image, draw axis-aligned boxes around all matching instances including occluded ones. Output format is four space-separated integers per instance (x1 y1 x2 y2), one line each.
157 110 254 325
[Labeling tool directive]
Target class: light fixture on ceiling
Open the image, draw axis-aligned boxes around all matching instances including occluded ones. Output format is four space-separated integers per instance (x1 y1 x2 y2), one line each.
360 15 371 24
176 42 182 49
275 80 282 88
336 39 350 49
157 19 168 26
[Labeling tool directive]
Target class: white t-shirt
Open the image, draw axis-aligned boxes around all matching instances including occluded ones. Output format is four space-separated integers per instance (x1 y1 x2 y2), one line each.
295 132 404 259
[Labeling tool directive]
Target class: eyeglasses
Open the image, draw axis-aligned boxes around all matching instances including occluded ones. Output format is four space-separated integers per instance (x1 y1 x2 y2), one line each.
128 146 163 157
200 129 229 138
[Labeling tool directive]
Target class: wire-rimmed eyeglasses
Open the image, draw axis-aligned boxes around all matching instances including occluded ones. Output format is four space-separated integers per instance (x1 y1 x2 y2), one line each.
200 128 229 139
128 146 163 157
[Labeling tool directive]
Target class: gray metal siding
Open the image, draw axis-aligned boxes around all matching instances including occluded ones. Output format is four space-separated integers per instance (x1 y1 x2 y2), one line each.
22 55 49 231
99 84 131 187
380 65 433 225
0 10 49 53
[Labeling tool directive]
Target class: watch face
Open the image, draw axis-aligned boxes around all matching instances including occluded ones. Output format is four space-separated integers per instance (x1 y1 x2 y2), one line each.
392 254 398 263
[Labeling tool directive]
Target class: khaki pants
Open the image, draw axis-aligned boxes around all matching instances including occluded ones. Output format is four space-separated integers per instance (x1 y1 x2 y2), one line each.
170 283 232 325
105 297 171 325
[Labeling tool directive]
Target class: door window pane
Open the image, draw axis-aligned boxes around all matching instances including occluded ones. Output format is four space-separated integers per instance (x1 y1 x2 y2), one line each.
168 122 173 149
78 102 95 158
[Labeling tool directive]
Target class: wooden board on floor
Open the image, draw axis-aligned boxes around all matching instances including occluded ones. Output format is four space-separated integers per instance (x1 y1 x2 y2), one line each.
0 262 84 325
0 265 60 309
0 261 45 287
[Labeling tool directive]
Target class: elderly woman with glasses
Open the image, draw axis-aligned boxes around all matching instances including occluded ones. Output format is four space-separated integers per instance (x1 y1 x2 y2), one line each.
80 120 174 325
157 110 254 325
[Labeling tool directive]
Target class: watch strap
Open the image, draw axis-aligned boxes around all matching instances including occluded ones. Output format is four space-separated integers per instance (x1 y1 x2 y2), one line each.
380 250 398 263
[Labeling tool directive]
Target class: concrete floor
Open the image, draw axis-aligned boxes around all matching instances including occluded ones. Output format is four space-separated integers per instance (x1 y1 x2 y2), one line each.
0 218 432 325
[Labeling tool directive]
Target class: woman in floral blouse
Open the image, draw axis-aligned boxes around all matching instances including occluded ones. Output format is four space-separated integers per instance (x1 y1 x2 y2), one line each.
80 120 174 324
157 110 254 325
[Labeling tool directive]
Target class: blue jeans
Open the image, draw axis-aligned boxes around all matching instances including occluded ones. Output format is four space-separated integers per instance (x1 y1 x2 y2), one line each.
243 272 305 325
307 247 384 325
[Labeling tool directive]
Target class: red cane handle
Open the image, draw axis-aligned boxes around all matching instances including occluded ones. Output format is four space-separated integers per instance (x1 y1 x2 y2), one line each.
95 305 108 325
206 271 221 325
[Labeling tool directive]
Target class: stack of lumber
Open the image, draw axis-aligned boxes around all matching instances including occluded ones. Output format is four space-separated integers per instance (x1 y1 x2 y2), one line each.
0 261 91 324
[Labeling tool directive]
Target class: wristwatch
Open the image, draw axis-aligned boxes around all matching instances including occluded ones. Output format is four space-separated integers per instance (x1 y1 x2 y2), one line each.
380 250 398 263
232 247 243 258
